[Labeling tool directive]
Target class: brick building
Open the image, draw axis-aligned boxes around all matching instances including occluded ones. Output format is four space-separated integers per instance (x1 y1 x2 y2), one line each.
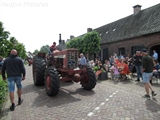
71 3 160 63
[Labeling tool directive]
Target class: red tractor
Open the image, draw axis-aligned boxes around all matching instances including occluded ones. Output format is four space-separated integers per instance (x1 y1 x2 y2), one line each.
32 48 96 96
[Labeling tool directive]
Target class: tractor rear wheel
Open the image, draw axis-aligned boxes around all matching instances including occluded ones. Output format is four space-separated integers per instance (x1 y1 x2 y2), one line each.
45 66 60 96
32 56 46 86
81 66 96 90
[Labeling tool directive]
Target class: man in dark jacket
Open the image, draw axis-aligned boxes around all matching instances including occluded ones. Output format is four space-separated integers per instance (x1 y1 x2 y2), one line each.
2 49 26 111
141 49 156 98
134 51 142 81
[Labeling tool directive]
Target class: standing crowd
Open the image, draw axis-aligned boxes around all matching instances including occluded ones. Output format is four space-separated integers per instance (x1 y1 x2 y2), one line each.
87 49 159 98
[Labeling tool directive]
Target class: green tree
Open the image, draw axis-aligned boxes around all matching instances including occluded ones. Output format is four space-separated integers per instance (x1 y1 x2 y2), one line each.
0 37 26 59
0 22 26 59
66 37 81 49
40 45 50 54
33 49 39 55
5 37 26 59
67 31 101 56
0 22 10 40
0 39 11 57
14 42 26 59
10 37 18 45
0 22 10 56
82 31 101 55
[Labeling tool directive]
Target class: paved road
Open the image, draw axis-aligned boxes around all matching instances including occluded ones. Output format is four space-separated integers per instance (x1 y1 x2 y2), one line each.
1 66 160 120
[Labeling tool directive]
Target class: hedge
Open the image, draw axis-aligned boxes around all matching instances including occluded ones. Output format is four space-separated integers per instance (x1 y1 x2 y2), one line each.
0 75 8 112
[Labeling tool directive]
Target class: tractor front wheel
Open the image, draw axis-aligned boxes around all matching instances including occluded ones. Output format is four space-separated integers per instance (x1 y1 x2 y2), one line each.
81 66 96 90
45 66 60 96
32 56 46 86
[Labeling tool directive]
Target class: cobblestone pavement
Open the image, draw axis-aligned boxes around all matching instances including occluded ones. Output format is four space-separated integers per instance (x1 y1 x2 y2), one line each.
1 66 160 120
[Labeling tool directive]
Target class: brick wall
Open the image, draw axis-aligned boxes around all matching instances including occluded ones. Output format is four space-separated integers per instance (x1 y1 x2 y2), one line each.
101 32 160 59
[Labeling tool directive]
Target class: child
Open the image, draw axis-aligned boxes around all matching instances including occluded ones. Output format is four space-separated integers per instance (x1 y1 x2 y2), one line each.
112 63 120 81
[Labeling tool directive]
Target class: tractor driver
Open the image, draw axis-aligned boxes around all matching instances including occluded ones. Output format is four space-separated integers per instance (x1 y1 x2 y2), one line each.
49 42 57 54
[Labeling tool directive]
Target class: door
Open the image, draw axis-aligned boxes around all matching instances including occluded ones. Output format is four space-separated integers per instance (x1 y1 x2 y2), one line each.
103 48 109 63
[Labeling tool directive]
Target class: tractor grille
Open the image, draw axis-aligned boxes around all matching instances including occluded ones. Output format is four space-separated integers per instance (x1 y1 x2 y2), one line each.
67 51 78 69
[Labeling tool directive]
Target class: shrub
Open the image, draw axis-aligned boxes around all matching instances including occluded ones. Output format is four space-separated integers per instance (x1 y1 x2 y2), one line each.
0 76 8 112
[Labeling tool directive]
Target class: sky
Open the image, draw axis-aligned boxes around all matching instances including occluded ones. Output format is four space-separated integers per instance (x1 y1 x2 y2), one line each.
0 0 160 52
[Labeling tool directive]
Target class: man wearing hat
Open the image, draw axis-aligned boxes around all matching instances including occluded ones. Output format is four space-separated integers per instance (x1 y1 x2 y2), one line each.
141 49 157 98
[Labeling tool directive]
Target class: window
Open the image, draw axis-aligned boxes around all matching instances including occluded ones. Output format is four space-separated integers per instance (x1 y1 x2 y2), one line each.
119 47 125 56
131 45 145 55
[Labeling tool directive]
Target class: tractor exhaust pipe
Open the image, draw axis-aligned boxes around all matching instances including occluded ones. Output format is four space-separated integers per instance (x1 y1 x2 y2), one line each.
59 34 61 40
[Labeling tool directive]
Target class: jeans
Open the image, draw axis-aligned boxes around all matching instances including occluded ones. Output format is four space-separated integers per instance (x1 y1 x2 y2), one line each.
8 77 22 92
142 72 152 83
135 66 142 79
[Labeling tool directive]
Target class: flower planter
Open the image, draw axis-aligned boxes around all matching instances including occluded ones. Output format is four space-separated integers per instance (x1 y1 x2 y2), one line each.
98 72 108 80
